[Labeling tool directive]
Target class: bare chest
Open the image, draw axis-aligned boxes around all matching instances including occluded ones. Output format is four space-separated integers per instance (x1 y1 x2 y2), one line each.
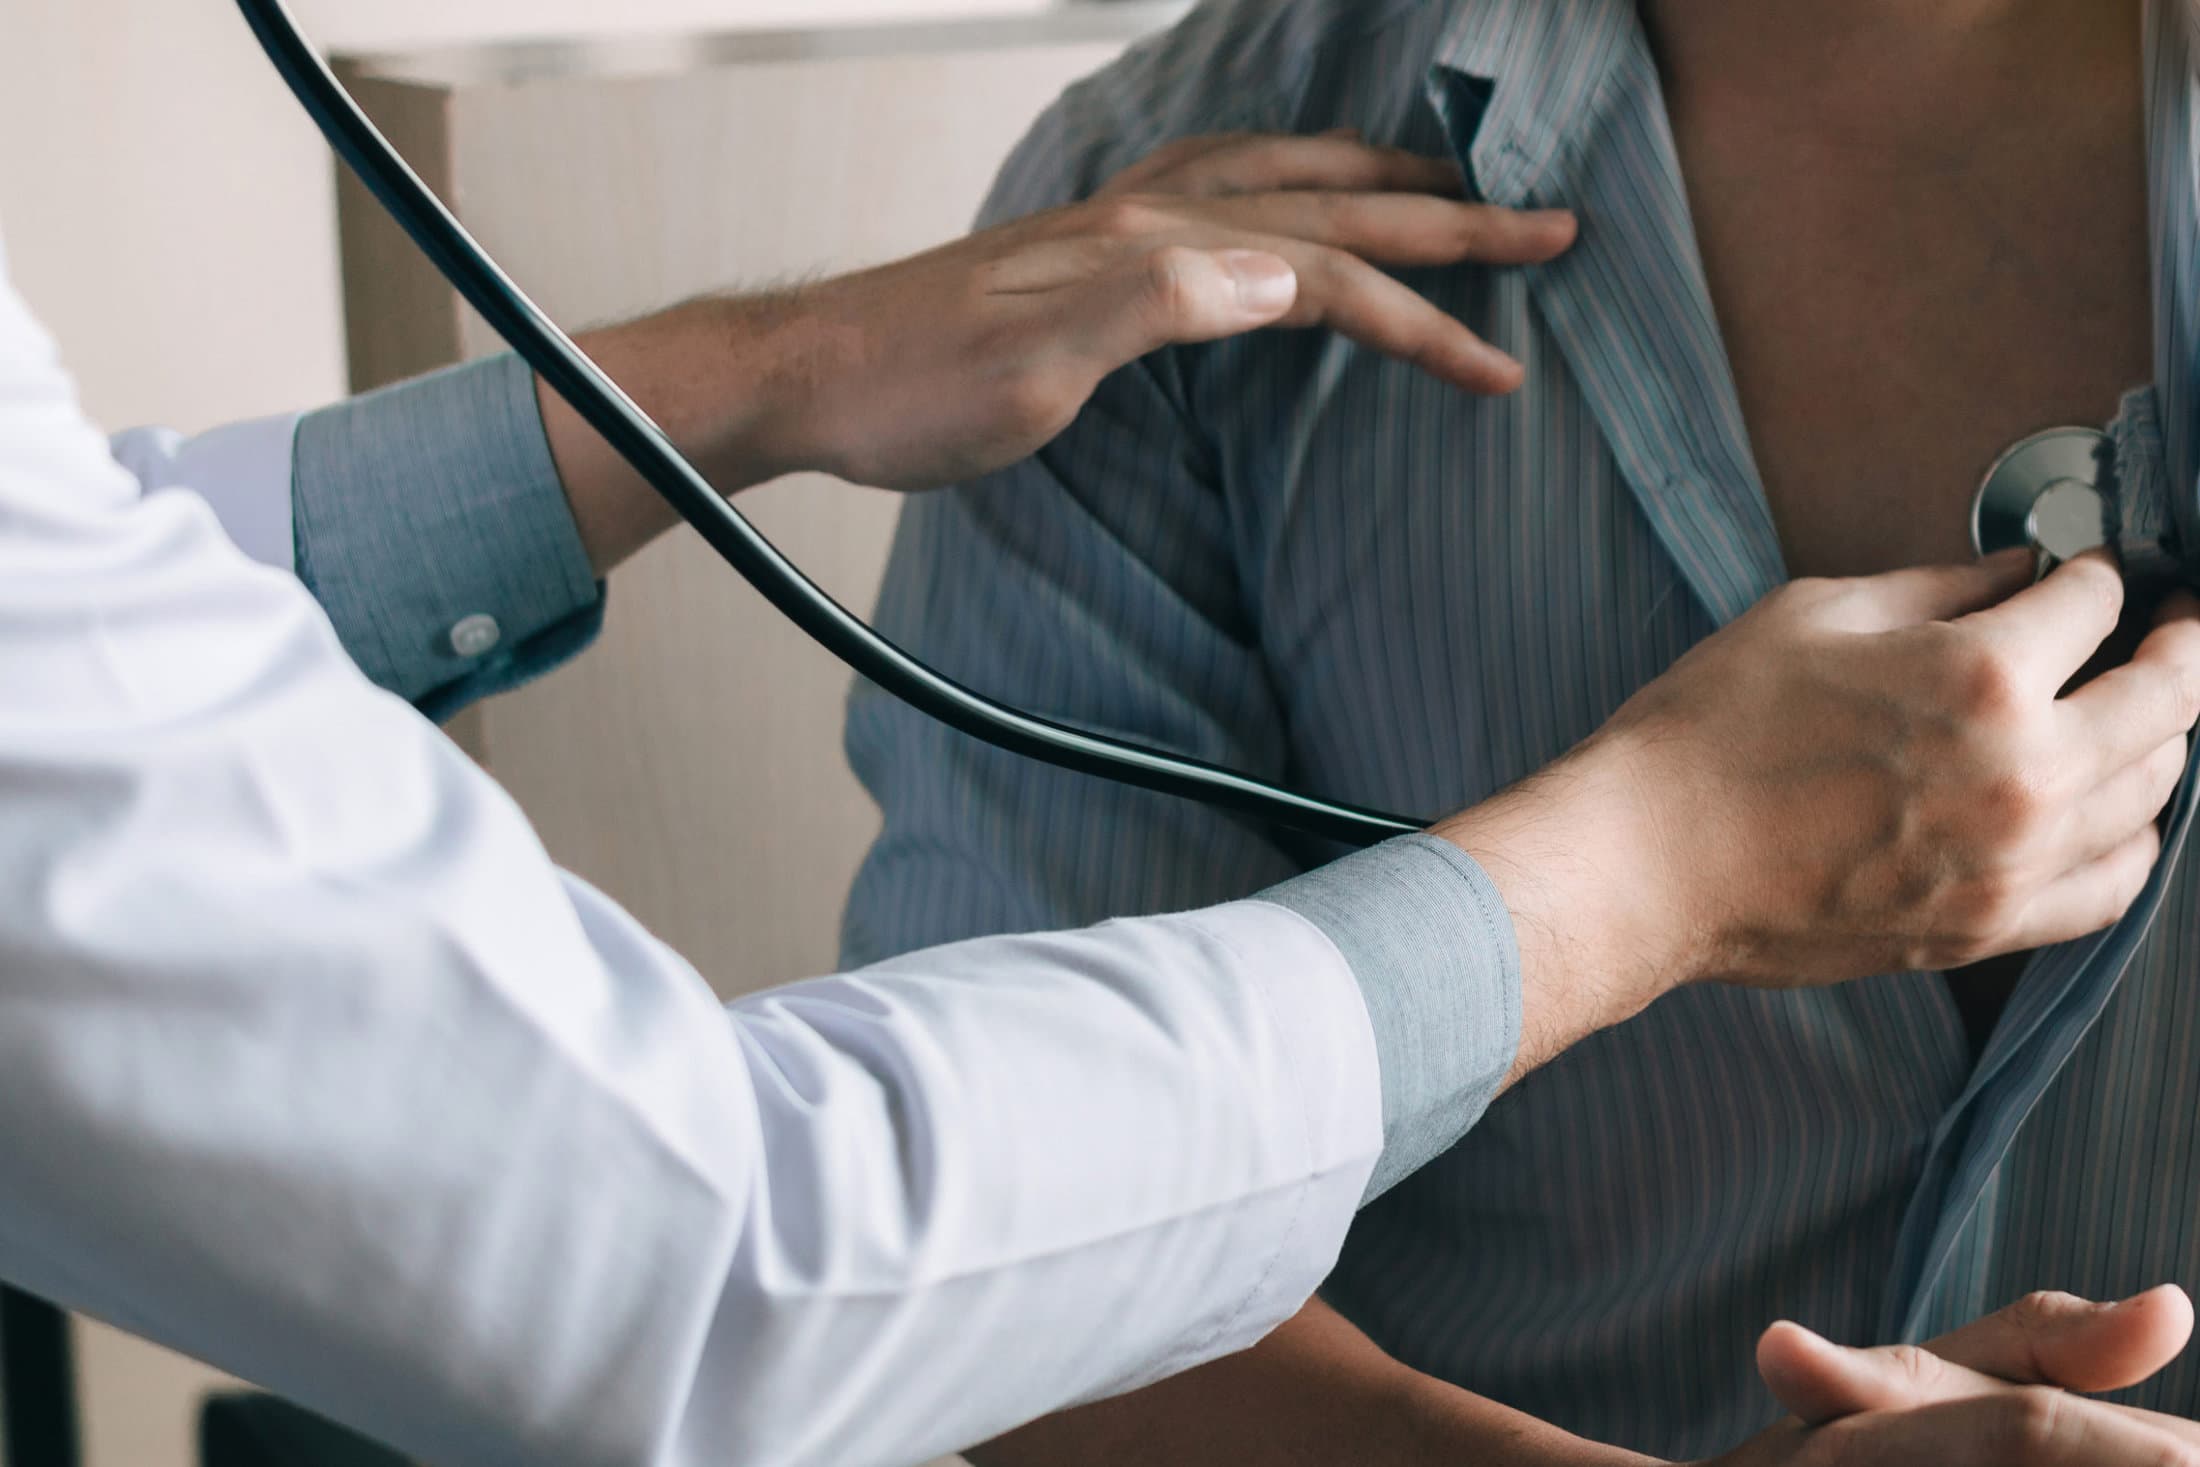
1670 94 2153 580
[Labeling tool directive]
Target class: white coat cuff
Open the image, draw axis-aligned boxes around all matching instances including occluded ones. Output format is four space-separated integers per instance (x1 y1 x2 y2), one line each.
1133 897 1386 1380
109 414 301 574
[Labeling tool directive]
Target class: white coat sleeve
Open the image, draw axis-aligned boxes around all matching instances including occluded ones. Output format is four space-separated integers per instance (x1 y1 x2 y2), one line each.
0 244 1385 1466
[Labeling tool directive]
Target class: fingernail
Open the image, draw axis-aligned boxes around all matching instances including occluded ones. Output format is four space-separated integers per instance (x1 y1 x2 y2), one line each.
1221 250 1297 314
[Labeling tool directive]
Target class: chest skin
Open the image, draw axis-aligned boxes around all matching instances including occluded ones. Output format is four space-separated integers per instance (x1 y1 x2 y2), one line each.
1650 2 2154 1037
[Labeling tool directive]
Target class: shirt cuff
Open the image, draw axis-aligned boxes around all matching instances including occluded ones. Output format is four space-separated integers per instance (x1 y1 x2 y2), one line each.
1257 834 1523 1203
109 416 302 573
292 353 604 717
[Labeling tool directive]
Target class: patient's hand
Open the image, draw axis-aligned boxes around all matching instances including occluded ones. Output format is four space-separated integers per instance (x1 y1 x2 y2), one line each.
1707 1286 2200 1467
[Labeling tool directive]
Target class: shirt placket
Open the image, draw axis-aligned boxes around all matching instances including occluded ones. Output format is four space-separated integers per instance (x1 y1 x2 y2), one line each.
1426 13 1787 631
1885 2 2200 1338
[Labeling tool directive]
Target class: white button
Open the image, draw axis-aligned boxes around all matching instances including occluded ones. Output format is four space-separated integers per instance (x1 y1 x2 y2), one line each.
449 613 502 659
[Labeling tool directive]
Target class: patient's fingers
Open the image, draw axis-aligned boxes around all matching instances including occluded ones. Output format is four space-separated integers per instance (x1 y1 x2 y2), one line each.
1752 1302 2200 1459
1816 1393 2200 1466
1758 1321 2012 1425
1191 190 1577 267
1927 1286 2195 1397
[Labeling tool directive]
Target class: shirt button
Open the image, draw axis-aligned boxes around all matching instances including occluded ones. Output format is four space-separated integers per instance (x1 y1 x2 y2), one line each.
449 613 503 659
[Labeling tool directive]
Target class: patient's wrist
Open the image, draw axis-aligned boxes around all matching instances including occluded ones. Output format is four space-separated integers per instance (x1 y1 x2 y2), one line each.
1391 1367 1668 1467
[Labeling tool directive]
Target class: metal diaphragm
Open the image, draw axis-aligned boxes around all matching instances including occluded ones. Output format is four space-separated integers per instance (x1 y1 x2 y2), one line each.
1970 426 2113 571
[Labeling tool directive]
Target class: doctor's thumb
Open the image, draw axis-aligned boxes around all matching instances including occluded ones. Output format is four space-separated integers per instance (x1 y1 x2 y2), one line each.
1094 246 1299 364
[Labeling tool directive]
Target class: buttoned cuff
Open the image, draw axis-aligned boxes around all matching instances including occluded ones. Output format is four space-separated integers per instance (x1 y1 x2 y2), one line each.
292 353 604 720
1258 835 1523 1203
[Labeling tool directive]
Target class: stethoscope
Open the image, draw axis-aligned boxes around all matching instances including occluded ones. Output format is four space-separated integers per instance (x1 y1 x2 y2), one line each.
1972 425 2184 591
237 0 2181 850
237 0 1422 848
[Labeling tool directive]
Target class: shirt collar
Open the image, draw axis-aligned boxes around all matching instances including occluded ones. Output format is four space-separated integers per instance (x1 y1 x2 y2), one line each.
1428 0 1645 207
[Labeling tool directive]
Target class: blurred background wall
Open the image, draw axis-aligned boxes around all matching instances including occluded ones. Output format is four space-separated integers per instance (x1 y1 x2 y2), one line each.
0 0 1041 432
0 4 1051 1464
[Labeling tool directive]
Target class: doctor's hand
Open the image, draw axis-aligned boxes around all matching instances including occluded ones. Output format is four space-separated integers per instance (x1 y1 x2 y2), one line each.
737 130 1577 494
1436 553 2200 1082
537 131 1575 567
1701 1286 2200 1467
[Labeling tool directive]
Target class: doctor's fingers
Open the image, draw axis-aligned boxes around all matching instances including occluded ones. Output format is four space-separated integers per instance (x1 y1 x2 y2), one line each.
1176 189 1577 268
2059 592 2200 785
2048 732 2189 874
1957 552 2127 692
2000 823 2162 956
1800 550 2036 633
1253 237 1524 389
1097 131 1466 200
1058 234 1523 393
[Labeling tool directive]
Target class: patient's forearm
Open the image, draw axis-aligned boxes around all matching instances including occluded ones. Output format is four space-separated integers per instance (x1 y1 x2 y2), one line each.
971 1298 1658 1467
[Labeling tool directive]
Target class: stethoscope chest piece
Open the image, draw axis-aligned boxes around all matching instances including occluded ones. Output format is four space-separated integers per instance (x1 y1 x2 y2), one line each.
1971 427 2113 572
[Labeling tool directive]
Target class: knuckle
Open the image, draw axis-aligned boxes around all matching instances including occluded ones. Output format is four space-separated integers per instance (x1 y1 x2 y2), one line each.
1999 1387 2067 1454
2068 554 2128 623
1092 197 1168 240
1453 204 1493 248
1799 1418 1863 1467
1134 136 1208 177
2117 831 2164 910
996 370 1068 440
1978 765 2054 845
2007 1289 2082 1333
1772 575 1837 610
2166 660 2200 730
1298 242 1352 286
1948 871 2026 948
2156 615 2200 668
2155 737 2192 793
1144 246 1232 336
1139 245 1205 319
1305 189 1356 230
1955 642 2028 724
1882 1343 1940 1393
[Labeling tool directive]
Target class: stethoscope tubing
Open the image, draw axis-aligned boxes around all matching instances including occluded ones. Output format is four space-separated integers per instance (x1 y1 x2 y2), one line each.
234 0 1424 847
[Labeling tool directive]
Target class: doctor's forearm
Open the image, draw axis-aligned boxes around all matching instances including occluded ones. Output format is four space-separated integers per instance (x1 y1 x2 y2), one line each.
535 297 811 576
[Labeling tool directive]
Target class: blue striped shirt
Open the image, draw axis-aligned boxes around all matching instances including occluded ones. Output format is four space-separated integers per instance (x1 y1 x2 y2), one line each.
842 0 2200 1455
